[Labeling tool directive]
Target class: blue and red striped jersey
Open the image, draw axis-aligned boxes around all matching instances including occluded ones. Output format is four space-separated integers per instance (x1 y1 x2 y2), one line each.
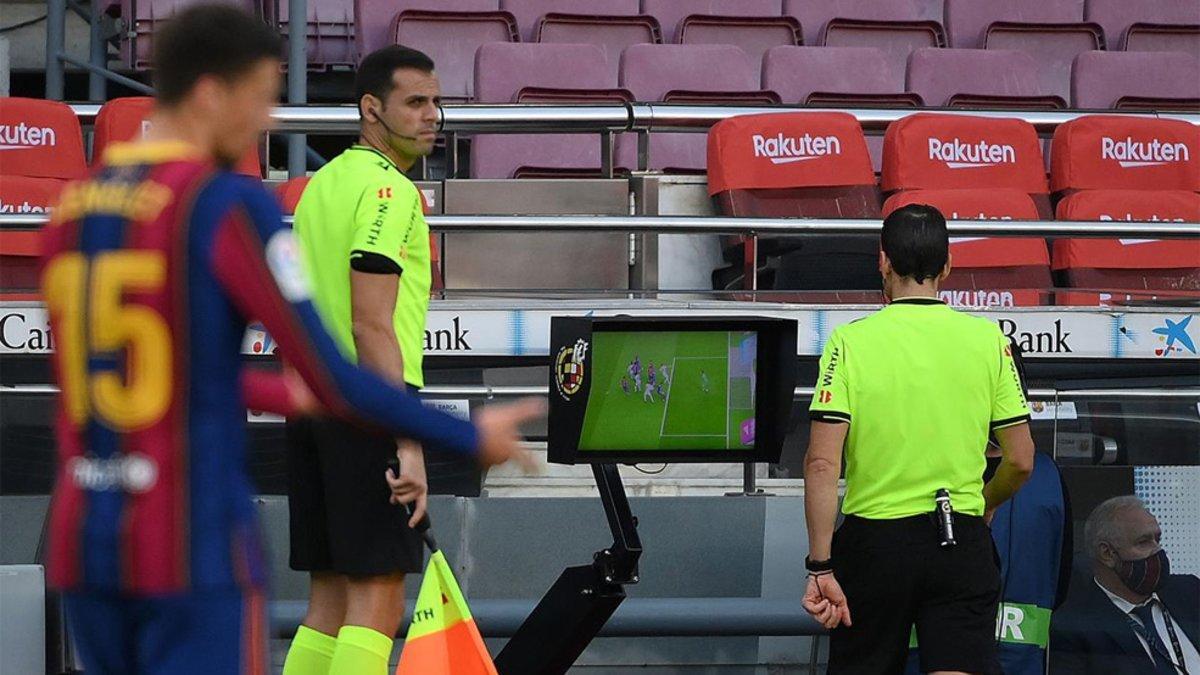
41 142 478 595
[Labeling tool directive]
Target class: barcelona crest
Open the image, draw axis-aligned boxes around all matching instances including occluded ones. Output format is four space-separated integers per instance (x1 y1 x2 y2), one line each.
554 338 589 400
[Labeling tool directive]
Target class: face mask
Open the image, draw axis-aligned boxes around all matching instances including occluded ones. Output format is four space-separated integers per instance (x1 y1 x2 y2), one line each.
1113 547 1170 596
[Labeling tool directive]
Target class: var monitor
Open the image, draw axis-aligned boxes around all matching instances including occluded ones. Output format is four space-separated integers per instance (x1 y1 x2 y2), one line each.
548 316 798 465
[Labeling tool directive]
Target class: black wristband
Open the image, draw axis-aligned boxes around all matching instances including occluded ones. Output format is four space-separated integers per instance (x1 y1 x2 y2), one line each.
805 556 833 572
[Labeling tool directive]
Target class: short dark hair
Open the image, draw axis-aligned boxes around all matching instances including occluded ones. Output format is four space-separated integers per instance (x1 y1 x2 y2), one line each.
881 204 949 283
354 45 435 114
153 4 283 106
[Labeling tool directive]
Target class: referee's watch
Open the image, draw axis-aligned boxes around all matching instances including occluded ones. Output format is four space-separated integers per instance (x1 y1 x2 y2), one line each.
805 556 834 573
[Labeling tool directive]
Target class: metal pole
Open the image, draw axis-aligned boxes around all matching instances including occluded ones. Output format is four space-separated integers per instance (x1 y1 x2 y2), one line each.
742 462 756 494
45 0 67 100
600 130 613 179
286 0 307 178
60 56 152 94
88 0 107 101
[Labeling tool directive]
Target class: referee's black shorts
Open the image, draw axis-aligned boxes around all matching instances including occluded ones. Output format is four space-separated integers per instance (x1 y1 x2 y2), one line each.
286 416 424 577
829 512 1002 675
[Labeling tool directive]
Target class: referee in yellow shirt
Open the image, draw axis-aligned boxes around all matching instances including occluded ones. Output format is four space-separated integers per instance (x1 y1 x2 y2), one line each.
283 46 444 675
802 204 1036 675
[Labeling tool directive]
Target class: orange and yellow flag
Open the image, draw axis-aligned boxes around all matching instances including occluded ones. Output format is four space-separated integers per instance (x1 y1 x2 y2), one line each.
395 550 498 675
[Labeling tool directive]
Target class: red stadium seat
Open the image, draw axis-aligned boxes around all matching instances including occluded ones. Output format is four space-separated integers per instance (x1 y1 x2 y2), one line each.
1050 115 1200 193
273 176 311 214
0 176 66 214
94 97 262 177
0 229 42 295
0 97 87 180
883 188 1051 305
387 10 519 101
707 111 881 292
536 13 662 68
882 113 1051 217
708 112 879 217
678 14 804 65
1053 190 1200 294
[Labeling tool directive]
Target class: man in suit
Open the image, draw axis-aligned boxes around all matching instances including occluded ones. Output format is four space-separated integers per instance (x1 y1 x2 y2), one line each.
1050 495 1199 674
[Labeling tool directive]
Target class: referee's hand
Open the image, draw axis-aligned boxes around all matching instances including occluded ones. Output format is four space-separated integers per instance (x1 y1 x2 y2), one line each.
475 398 546 471
803 573 852 630
387 441 428 528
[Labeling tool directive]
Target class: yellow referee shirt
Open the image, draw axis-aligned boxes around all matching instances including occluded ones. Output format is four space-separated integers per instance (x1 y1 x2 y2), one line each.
809 297 1030 519
293 145 430 388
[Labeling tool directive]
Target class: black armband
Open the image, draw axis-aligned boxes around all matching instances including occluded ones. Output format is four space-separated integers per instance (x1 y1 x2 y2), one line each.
350 250 403 276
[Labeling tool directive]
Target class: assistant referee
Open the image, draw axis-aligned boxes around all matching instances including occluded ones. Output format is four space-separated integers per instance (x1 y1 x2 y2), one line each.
801 204 1036 675
283 46 441 675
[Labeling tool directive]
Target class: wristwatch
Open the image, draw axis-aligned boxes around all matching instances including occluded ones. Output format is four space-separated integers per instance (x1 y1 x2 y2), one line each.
805 556 834 573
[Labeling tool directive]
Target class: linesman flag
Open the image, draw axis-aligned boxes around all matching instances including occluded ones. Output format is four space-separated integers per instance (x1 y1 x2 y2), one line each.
393 496 497 675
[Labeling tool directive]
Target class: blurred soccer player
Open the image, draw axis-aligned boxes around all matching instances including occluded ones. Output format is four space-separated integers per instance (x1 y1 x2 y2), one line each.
40 6 540 675
701 370 712 394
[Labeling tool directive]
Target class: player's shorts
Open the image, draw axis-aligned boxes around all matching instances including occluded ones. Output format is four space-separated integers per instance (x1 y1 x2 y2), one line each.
286 415 424 576
828 513 1002 675
64 589 267 675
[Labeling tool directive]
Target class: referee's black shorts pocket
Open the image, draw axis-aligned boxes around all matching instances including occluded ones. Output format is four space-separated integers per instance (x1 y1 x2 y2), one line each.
914 535 1002 675
311 418 424 576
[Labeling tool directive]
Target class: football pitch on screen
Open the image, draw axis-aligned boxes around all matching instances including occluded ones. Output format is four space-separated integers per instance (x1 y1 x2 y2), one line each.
578 331 755 451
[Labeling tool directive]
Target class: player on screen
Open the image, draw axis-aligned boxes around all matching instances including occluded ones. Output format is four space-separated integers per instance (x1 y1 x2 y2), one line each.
620 376 631 395
39 7 540 675
701 369 712 394
647 364 657 392
630 356 642 392
643 379 656 403
659 363 671 387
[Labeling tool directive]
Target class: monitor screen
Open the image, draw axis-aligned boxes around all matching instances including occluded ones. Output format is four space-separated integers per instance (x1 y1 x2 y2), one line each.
578 330 759 452
548 316 797 465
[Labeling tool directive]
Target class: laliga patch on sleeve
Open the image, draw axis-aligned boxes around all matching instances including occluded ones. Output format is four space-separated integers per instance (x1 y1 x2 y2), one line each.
265 230 311 302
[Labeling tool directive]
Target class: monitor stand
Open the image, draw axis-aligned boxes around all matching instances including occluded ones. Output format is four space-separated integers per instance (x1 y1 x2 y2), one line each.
494 463 642 675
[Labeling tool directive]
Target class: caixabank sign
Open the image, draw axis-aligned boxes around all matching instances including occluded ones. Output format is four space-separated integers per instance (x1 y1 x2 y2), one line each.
1 302 1195 361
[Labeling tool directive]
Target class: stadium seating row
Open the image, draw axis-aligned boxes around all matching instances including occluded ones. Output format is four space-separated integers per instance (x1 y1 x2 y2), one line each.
468 43 1200 178
704 112 1199 299
108 0 1200 73
368 1 1200 104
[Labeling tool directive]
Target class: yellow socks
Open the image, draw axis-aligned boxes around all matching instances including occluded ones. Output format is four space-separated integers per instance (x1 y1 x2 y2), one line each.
283 625 337 675
328 625 393 675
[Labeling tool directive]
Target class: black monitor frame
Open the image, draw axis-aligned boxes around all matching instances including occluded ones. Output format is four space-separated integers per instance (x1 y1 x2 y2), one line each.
547 316 798 465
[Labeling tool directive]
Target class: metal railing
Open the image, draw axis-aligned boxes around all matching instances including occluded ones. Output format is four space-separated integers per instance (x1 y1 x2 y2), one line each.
6 383 1198 401
60 103 1200 134
56 101 1200 176
61 102 1200 135
4 214 1199 239
270 597 825 639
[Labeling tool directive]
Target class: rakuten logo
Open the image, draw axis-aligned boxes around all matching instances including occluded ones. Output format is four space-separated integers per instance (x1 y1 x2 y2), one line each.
927 138 1016 169
1100 137 1191 168
0 198 49 214
944 212 1015 221
752 133 841 164
1099 214 1185 223
0 122 57 150
940 290 1015 308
